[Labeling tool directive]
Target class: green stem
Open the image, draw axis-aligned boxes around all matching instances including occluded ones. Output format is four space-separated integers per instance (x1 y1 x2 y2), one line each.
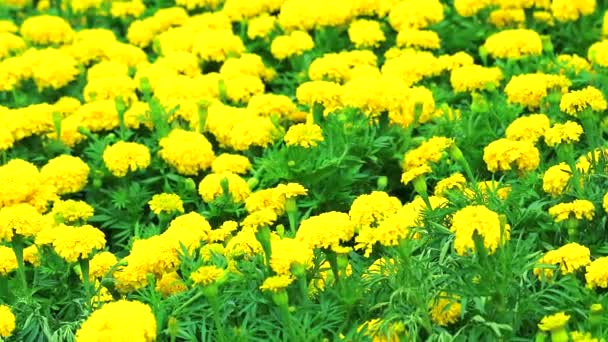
279 303 296 339
326 251 340 286
296 275 310 305
286 198 298 236
174 291 204 315
210 297 226 342
11 234 28 293
80 258 93 310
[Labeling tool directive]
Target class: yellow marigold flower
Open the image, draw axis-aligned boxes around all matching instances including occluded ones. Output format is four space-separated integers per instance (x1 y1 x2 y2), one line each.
483 29 543 59
284 123 324 148
75 300 156 341
193 29 245 62
247 14 276 40
403 136 454 169
588 40 608 68
278 0 355 31
84 75 137 103
190 265 225 286
20 15 74 45
348 19 386 48
222 75 265 104
0 20 17 33
533 10 554 25
576 148 608 174
548 200 595 223
453 0 493 16
148 193 184 215
66 0 105 13
349 191 402 229
0 203 45 240
198 172 250 203
401 164 432 185
270 237 313 275
450 205 509 255
260 275 294 293
504 73 570 109
245 188 286 215
308 50 377 83
0 305 15 338
52 225 106 263
158 129 215 175
225 228 263 257
110 0 146 18
381 50 443 87
435 173 467 196
36 223 72 246
450 65 503 92
209 220 238 243
505 114 550 142
175 0 221 10
560 86 608 116
296 81 343 112
438 51 475 71
544 121 583 147
275 183 308 200
296 212 355 252
388 0 444 31
429 292 462 326
40 155 89 195
585 256 608 288
0 159 40 208
557 54 592 74
156 271 187 297
570 331 600 342
164 212 212 248
247 93 297 119
51 200 94 224
242 209 278 231
483 138 540 173
538 312 570 331
22 48 79 90
89 251 118 279
270 31 314 60
389 86 438 127
534 242 591 279
543 163 572 196
24 245 40 266
0 32 25 59
551 0 595 22
489 8 526 28
219 53 274 81
103 142 151 177
0 246 17 275
396 29 441 50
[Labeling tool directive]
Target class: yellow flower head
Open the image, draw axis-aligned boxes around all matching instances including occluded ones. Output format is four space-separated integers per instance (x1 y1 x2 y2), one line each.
450 205 509 255
560 86 608 116
76 300 156 341
0 305 15 338
260 275 294 293
103 141 151 177
190 265 225 286
198 172 250 203
483 29 543 59
585 256 608 289
548 200 595 222
429 292 462 326
40 155 90 195
534 243 591 279
284 123 324 148
52 225 106 263
148 193 184 215
51 199 94 224
538 312 570 332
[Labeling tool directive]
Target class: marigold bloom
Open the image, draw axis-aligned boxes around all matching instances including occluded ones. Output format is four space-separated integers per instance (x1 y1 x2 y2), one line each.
429 292 462 326
20 15 73 45
450 205 509 255
259 275 294 292
585 256 608 288
435 173 467 196
450 65 503 92
505 114 550 142
0 246 17 275
403 136 454 169
548 200 595 222
544 121 584 147
76 300 156 341
542 163 572 196
270 31 314 60
0 305 15 338
348 19 386 48
483 29 543 59
211 154 252 175
0 203 46 241
551 0 595 22
534 243 591 279
296 212 355 252
40 155 90 195
156 271 187 297
538 312 570 331
483 138 540 173
504 73 570 109
349 191 402 229
401 164 432 185
147 193 184 215
193 29 244 62
103 142 151 177
89 251 118 279
560 86 608 116
284 123 324 148
0 159 40 208
159 129 215 175
198 172 250 203
388 0 444 31
396 29 441 50
588 40 608 68
247 14 276 39
270 238 313 275
190 265 225 286
52 225 106 262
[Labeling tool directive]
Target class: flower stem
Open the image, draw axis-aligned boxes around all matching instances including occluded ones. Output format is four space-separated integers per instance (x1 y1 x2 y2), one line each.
79 258 93 310
210 296 226 342
11 234 28 293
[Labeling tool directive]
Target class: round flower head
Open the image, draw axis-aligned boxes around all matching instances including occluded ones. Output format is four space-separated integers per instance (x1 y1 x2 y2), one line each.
0 246 17 276
349 191 402 229
156 271 187 297
450 205 509 255
284 123 324 148
429 292 461 326
241 208 278 231
103 141 151 177
585 256 608 288
560 86 607 116
348 19 386 48
190 265 225 286
505 114 550 143
270 31 314 60
52 225 106 262
548 200 595 222
76 300 156 341
0 159 40 208
260 275 294 293
402 136 454 170
401 164 432 185
542 163 572 196
483 138 540 173
51 199 95 224
544 121 584 147
450 65 503 93
198 172 250 203
434 173 467 196
89 251 118 279
159 129 215 176
483 29 543 59
0 203 46 240
148 193 184 215
538 312 570 332
40 155 90 195
0 305 15 338
534 243 591 279
211 153 252 174
270 237 313 275
20 15 74 45
296 212 355 252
